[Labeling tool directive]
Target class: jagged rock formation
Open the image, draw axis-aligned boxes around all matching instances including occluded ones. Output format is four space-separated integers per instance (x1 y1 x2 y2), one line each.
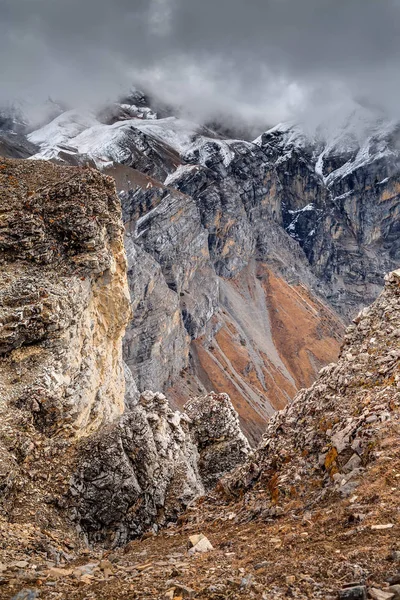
71 391 250 546
222 269 400 506
70 390 204 547
185 392 250 490
0 158 249 553
259 116 400 315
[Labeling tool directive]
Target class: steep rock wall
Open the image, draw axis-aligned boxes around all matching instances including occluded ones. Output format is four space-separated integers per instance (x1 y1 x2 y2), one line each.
120 156 344 442
0 158 131 436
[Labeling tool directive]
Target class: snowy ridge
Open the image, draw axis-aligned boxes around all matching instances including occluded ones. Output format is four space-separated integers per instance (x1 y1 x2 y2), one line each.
29 109 256 174
258 105 400 186
127 117 202 154
26 99 400 189
28 110 98 153
131 117 254 168
254 121 311 151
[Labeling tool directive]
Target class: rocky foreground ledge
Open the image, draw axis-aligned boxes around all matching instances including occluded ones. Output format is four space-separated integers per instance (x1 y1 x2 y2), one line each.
38 269 395 600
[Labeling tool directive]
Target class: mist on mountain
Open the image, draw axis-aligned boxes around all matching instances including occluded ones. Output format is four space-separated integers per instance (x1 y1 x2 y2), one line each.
1 0 400 132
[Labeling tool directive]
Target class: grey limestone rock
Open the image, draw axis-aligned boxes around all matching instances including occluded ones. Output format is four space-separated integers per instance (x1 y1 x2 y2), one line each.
71 390 204 546
185 392 251 490
70 390 249 545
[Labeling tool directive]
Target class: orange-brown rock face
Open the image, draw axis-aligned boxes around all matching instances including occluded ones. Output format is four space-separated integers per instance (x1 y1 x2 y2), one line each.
168 262 343 444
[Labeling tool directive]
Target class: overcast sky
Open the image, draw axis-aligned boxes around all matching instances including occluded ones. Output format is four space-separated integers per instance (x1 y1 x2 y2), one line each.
1 0 400 127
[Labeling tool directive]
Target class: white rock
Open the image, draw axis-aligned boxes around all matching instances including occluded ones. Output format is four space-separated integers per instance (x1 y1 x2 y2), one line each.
188 534 213 554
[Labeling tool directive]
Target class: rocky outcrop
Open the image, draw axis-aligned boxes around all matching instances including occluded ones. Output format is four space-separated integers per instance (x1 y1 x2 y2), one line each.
185 392 250 490
0 157 250 550
70 390 204 546
71 391 250 546
222 269 400 505
0 157 132 554
0 157 131 436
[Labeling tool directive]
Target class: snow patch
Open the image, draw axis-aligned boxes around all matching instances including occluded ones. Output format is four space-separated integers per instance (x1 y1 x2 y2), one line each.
28 110 98 151
288 203 315 215
164 164 199 186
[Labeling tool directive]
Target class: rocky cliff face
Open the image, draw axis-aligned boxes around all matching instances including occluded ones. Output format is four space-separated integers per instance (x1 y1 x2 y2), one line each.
112 116 348 442
117 106 398 441
0 157 131 436
258 114 400 316
0 158 132 548
0 157 249 552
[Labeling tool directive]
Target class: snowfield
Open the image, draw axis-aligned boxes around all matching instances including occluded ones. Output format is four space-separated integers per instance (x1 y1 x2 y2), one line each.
29 110 256 173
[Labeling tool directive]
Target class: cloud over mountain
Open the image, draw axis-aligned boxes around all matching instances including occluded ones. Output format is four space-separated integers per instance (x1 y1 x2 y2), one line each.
1 0 400 126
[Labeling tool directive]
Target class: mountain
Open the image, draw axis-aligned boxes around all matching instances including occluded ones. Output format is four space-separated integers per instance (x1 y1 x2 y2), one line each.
0 107 38 159
0 155 398 599
0 95 399 442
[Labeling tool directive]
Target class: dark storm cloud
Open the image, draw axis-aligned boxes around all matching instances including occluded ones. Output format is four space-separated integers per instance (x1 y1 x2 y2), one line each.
1 0 400 125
